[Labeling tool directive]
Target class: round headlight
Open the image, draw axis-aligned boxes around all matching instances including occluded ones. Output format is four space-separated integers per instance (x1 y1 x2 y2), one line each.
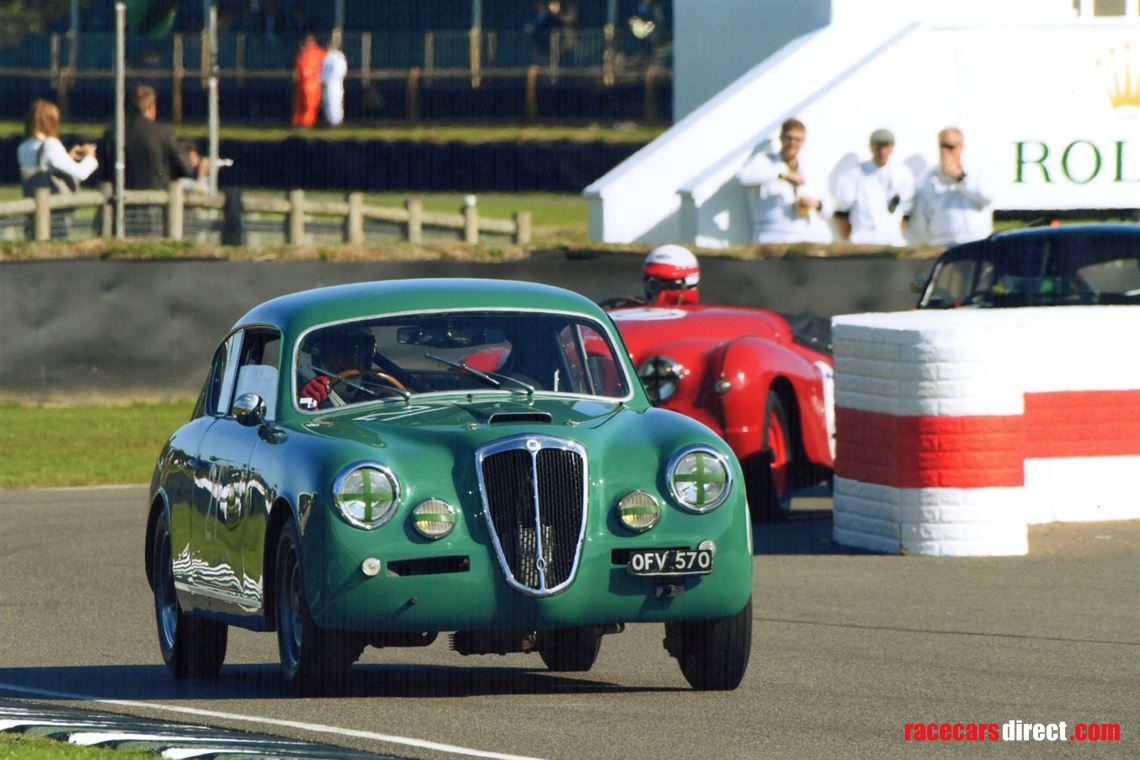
412 498 458 539
668 447 732 513
616 490 661 532
638 355 683 402
333 463 399 529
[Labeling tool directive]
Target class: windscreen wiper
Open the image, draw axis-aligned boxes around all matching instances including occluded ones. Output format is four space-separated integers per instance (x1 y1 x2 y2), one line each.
424 353 535 395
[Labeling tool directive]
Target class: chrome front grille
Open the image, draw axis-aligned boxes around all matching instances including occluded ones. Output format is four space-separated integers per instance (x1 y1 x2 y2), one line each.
476 435 588 596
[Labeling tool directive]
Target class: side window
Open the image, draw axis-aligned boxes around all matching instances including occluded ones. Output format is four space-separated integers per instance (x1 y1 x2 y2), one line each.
1077 257 1140 296
233 329 282 422
205 332 243 417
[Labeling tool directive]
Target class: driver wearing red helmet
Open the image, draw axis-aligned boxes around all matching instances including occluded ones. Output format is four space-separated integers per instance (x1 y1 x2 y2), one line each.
298 327 377 409
643 244 700 305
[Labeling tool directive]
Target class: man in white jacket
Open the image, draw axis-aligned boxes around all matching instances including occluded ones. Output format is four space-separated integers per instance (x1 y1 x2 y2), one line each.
320 37 348 127
737 117 831 244
912 126 993 246
832 128 914 247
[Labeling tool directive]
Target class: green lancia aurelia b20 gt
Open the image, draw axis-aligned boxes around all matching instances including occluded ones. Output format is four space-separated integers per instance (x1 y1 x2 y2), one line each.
145 279 753 693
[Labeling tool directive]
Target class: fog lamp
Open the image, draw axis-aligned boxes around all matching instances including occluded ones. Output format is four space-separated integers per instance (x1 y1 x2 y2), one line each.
412 498 458 539
616 490 661 532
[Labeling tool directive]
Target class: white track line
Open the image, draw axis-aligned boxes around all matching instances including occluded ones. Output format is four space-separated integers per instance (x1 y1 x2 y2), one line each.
0 682 544 760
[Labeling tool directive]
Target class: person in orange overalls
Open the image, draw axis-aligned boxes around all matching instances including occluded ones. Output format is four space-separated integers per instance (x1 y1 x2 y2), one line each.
292 34 325 127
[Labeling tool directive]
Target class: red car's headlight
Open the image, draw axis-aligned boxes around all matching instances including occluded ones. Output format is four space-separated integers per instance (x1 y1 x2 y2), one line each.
638 355 683 402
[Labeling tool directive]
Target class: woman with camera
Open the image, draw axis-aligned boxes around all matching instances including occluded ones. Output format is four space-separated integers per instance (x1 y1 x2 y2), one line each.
16 98 99 239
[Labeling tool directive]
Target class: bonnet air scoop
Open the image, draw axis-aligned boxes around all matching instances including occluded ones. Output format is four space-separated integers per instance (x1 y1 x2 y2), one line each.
488 411 553 425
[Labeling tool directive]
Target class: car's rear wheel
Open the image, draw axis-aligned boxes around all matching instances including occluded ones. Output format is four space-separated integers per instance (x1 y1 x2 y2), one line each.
748 390 793 523
152 512 227 679
538 626 602 672
275 520 362 695
665 596 752 691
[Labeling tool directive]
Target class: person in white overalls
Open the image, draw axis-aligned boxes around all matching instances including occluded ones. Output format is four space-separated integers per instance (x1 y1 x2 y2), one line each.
320 37 348 127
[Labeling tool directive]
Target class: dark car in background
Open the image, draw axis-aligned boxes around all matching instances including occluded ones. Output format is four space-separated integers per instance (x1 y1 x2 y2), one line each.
915 223 1140 309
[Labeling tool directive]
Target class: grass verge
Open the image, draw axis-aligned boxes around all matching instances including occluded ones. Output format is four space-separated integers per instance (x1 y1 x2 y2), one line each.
0 401 194 490
0 733 152 759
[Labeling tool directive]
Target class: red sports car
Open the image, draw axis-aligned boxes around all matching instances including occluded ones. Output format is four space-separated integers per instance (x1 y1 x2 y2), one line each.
606 304 835 522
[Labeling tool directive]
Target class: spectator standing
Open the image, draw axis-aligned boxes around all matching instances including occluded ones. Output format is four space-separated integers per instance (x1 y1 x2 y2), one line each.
288 1 310 33
17 98 98 239
320 35 348 127
101 85 203 234
627 0 665 64
527 1 563 64
832 128 914 246
737 117 830 244
292 33 325 128
912 127 993 246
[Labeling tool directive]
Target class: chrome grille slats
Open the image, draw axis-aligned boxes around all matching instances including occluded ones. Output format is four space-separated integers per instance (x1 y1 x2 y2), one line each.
476 435 588 597
483 448 534 585
536 448 584 588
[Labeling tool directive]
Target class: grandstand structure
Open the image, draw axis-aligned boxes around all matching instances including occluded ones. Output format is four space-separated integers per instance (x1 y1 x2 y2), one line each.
0 0 674 123
587 0 1140 246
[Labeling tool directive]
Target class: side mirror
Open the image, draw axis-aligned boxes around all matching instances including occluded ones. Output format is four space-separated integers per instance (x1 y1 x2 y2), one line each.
232 392 267 427
909 278 926 295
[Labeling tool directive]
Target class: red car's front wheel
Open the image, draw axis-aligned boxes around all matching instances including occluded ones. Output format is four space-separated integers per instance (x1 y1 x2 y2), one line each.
747 390 793 523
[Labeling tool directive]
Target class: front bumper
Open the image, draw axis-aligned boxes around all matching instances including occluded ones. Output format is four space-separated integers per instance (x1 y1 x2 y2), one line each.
302 494 753 633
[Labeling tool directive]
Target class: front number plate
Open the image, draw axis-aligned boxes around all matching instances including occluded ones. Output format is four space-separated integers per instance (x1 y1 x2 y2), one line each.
627 548 713 576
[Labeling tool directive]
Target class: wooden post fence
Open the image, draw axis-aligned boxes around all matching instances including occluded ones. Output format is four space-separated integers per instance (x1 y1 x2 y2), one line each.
2 189 531 247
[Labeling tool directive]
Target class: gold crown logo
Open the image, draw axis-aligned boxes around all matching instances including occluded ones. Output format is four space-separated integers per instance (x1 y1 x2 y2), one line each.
1098 44 1140 109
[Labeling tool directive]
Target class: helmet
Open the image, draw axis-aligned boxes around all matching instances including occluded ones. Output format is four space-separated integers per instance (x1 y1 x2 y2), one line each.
643 244 700 305
307 325 375 371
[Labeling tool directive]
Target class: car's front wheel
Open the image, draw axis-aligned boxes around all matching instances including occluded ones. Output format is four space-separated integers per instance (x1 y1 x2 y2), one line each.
152 511 227 679
665 596 752 691
538 626 602 672
747 390 793 523
274 520 362 695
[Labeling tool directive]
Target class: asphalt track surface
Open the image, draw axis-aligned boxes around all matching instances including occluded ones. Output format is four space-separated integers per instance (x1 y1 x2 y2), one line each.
0 486 1136 759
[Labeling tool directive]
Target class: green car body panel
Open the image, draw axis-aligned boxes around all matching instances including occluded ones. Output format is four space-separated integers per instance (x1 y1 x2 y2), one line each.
148 279 752 642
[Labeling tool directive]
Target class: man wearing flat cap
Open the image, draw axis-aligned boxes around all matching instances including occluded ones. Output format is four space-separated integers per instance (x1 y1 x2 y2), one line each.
832 127 914 246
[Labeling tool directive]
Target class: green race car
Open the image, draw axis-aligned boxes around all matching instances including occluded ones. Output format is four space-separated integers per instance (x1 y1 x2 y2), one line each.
145 279 753 693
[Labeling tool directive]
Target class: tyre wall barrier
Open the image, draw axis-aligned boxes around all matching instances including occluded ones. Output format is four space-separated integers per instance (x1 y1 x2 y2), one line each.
0 254 930 398
831 308 1140 556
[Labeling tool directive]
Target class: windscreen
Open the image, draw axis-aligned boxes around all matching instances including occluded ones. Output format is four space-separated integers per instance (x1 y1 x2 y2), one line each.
295 310 630 410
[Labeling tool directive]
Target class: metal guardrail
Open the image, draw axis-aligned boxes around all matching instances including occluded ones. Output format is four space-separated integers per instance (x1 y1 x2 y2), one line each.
2 183 531 245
